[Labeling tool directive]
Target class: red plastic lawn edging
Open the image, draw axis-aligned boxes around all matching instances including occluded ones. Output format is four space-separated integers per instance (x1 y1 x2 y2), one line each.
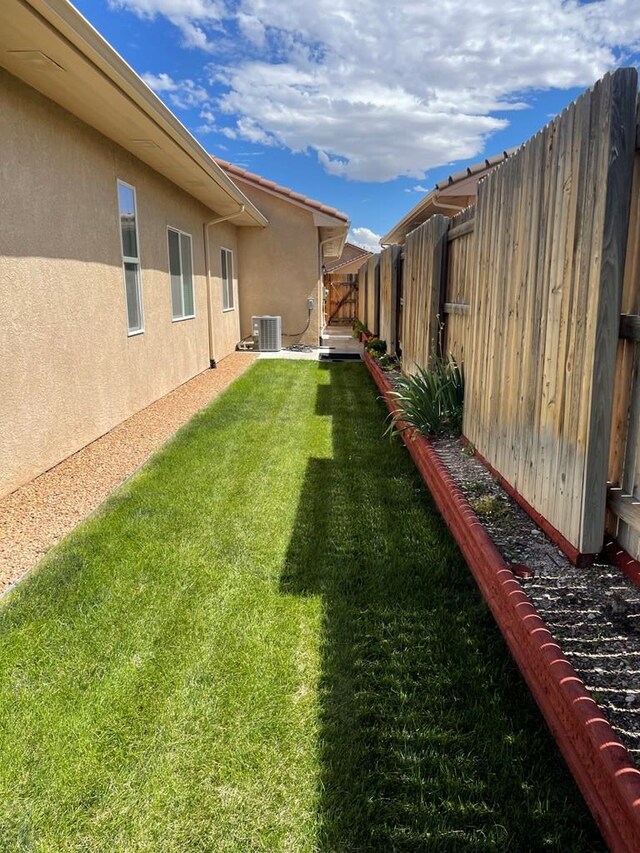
363 349 640 853
603 538 640 591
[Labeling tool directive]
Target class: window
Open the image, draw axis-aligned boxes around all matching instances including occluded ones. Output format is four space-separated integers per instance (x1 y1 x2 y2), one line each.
117 181 143 335
221 247 234 311
167 228 195 320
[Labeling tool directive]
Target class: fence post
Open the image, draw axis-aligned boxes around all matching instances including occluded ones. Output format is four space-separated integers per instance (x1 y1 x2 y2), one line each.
580 69 637 552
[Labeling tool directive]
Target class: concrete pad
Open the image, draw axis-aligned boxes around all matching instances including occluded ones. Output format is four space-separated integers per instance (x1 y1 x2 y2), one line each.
257 348 330 361
256 328 364 361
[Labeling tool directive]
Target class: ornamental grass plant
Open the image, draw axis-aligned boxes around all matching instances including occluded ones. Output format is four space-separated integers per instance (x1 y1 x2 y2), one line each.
386 355 464 438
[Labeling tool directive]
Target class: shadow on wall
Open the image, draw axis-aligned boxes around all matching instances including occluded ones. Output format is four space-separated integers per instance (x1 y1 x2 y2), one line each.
280 363 603 852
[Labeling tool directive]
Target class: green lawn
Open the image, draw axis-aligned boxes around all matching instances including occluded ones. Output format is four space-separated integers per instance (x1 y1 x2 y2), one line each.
0 361 603 851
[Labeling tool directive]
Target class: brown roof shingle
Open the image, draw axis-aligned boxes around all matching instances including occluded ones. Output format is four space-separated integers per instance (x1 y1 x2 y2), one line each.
214 157 350 223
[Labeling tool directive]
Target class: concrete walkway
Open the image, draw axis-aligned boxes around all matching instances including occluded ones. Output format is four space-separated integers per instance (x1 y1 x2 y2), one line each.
321 325 364 355
257 324 363 361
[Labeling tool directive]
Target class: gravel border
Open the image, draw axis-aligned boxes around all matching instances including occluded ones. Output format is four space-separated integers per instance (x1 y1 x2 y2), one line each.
432 436 640 759
0 353 255 596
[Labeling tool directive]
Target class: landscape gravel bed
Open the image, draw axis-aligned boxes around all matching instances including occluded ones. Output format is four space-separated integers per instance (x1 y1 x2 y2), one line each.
0 353 255 596
433 435 640 759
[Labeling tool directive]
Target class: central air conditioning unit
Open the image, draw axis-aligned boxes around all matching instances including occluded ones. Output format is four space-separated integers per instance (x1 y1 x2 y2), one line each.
252 315 282 352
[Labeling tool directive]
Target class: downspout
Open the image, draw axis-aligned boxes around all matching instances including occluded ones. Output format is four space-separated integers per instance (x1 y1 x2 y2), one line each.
204 205 245 367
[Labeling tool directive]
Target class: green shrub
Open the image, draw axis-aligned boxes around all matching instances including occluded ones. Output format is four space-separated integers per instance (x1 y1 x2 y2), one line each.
365 337 387 357
377 354 398 369
386 356 464 438
352 320 370 338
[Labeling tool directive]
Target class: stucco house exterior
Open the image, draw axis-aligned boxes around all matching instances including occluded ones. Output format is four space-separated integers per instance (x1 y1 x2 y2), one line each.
0 0 348 500
215 159 348 346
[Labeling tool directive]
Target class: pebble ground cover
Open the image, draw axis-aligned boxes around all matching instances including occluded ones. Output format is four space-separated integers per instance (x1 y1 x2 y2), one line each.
0 361 603 851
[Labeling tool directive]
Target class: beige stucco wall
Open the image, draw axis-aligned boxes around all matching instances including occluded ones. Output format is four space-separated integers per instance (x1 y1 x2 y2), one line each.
235 184 322 346
206 221 241 362
0 69 240 498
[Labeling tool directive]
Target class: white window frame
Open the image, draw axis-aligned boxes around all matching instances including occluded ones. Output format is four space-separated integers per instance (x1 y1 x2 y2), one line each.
167 227 196 321
221 247 235 312
117 179 144 336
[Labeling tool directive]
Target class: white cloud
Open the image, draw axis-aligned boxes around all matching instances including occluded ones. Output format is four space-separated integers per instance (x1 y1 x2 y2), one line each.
110 0 225 49
234 116 277 146
141 72 209 108
112 0 640 181
237 12 266 48
348 227 381 254
406 184 430 194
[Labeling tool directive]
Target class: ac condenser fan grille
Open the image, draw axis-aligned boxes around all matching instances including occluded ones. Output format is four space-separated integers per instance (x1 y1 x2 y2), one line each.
252 316 282 352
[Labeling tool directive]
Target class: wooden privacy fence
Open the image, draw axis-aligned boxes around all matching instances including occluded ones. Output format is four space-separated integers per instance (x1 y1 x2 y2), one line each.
378 245 400 352
363 68 640 562
363 254 380 336
466 69 637 557
609 139 640 560
401 215 449 376
443 206 475 366
357 261 368 326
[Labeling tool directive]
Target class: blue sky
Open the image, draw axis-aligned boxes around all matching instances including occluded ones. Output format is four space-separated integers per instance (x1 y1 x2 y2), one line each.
74 0 640 250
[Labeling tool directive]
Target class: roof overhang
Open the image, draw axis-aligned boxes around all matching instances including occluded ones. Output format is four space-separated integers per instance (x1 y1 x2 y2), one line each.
325 253 372 275
381 149 516 245
227 169 348 259
0 0 267 227
315 213 348 260
381 191 469 246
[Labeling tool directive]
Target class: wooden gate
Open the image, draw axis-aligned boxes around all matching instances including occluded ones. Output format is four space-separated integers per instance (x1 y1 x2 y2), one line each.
325 274 358 324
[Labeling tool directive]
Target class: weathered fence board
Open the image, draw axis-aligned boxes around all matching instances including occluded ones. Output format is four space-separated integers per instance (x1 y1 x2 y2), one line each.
464 68 637 556
378 245 400 352
325 275 358 325
401 215 449 376
365 254 380 335
357 263 368 326
443 206 475 366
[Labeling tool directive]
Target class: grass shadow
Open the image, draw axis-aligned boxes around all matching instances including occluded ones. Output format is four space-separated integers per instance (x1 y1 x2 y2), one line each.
281 362 603 852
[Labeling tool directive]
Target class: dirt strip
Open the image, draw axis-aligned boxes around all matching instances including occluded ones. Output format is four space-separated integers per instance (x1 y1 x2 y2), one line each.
0 353 255 595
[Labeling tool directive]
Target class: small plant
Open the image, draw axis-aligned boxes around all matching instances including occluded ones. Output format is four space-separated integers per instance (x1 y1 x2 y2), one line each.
377 353 398 369
352 320 369 339
465 479 487 497
385 355 464 438
365 337 387 357
470 495 510 520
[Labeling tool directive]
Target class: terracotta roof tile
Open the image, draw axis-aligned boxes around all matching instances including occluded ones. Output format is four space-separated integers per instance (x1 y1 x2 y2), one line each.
214 157 349 223
435 148 518 190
